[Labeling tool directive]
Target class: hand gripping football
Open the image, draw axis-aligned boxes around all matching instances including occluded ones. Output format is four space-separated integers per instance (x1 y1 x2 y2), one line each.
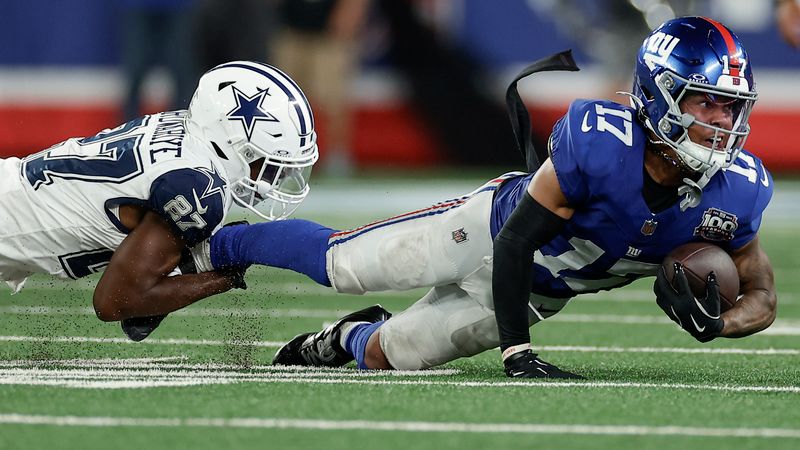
662 242 740 312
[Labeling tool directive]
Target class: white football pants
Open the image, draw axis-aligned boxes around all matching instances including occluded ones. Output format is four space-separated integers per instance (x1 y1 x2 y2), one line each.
325 175 571 370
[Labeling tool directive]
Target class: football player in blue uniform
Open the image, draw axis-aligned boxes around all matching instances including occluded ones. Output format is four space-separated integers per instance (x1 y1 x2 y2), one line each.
0 61 318 341
208 17 776 378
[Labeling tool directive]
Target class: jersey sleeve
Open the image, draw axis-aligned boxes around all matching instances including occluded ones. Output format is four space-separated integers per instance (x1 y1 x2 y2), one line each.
729 154 774 250
548 108 590 206
549 99 642 208
148 167 227 247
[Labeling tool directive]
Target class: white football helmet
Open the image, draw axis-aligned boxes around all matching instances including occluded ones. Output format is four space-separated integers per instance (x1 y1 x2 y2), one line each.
187 61 318 220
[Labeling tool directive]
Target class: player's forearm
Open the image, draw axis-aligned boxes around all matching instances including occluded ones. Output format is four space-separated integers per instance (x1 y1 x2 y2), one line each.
94 272 235 321
724 238 777 337
719 288 777 338
492 233 536 349
491 192 568 350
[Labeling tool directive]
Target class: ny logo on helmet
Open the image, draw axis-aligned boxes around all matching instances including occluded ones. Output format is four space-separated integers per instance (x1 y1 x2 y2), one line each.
643 32 680 71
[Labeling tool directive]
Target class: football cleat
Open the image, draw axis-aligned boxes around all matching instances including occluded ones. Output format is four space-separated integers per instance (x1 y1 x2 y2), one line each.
121 315 167 342
503 349 584 379
272 304 392 367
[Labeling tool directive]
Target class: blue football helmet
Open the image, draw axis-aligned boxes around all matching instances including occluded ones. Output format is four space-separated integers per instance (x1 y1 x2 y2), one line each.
631 16 757 174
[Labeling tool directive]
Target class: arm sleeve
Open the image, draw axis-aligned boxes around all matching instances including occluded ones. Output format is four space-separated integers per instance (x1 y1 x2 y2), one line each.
492 192 567 351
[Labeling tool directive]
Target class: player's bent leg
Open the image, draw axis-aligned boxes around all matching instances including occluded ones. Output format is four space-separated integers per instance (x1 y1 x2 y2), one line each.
378 263 574 371
378 284 498 370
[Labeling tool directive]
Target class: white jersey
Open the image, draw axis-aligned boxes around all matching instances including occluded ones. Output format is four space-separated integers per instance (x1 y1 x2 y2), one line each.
0 111 233 291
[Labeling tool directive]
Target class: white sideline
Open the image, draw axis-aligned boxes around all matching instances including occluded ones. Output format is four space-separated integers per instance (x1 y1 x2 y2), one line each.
0 414 798 438
1 335 798 356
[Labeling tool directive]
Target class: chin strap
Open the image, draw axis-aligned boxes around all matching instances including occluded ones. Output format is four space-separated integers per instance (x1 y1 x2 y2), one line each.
678 163 719 211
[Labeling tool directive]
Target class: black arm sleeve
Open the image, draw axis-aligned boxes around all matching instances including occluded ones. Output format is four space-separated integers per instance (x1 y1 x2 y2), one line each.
492 192 567 351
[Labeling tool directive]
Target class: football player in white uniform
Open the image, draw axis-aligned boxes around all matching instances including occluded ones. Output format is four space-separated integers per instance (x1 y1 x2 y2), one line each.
0 61 317 340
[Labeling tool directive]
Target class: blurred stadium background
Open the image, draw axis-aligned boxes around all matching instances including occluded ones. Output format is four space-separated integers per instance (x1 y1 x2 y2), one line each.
1 0 798 173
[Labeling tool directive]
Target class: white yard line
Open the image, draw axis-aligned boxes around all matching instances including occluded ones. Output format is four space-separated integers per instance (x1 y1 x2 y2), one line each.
0 413 798 438
1 365 800 393
3 306 800 335
1 335 798 356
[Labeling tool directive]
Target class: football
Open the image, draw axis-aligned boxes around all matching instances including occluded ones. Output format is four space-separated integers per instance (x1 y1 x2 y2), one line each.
662 242 740 312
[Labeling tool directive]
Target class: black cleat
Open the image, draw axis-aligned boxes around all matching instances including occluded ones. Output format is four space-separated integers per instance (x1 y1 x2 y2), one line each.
272 304 392 367
121 314 167 342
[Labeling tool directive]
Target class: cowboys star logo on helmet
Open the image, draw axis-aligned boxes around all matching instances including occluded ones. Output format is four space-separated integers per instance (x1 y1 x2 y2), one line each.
226 86 278 140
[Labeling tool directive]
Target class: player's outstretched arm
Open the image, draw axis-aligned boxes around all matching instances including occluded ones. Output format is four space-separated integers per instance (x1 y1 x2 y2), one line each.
492 159 576 377
721 235 777 337
93 211 241 321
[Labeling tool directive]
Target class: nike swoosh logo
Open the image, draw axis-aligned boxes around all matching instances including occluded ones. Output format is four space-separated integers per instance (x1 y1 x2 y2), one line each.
690 314 706 333
669 306 683 327
581 111 593 132
693 297 720 320
192 189 208 215
760 167 770 187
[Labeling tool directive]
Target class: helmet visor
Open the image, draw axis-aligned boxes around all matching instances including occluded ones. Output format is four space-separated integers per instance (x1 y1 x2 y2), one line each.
257 161 312 197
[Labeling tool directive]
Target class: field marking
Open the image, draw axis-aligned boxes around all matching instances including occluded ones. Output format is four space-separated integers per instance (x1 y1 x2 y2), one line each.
11 279 800 304
3 306 800 335
0 358 459 377
0 414 798 438
0 358 798 393
2 334 798 356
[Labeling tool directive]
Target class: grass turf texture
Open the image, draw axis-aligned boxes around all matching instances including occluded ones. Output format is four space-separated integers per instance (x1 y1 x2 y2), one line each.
1 175 799 450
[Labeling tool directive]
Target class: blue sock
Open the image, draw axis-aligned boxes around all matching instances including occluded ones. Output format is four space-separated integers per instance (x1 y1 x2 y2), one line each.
345 321 385 370
210 219 335 286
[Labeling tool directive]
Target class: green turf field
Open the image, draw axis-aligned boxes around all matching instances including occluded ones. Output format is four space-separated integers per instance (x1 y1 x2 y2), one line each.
1 175 799 450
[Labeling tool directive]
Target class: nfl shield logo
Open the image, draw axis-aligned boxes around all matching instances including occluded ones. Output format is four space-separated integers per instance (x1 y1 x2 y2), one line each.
640 219 658 236
451 228 468 244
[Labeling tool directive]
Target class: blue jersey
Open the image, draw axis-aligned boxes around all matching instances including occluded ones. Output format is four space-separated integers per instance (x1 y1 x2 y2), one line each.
491 99 773 299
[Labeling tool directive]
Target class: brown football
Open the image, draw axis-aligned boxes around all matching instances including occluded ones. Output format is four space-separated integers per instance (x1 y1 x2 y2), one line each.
662 242 740 312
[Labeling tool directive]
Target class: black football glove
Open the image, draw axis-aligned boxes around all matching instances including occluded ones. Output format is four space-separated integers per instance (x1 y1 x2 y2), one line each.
503 349 584 379
221 266 247 290
654 262 724 342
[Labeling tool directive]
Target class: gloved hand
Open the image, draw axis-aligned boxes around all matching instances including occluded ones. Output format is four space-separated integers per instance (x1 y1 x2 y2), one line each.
503 347 584 379
654 262 724 342
221 266 247 290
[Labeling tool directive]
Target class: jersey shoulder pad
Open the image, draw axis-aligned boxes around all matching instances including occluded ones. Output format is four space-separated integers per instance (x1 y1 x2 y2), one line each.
148 166 228 246
723 150 773 220
549 99 645 205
